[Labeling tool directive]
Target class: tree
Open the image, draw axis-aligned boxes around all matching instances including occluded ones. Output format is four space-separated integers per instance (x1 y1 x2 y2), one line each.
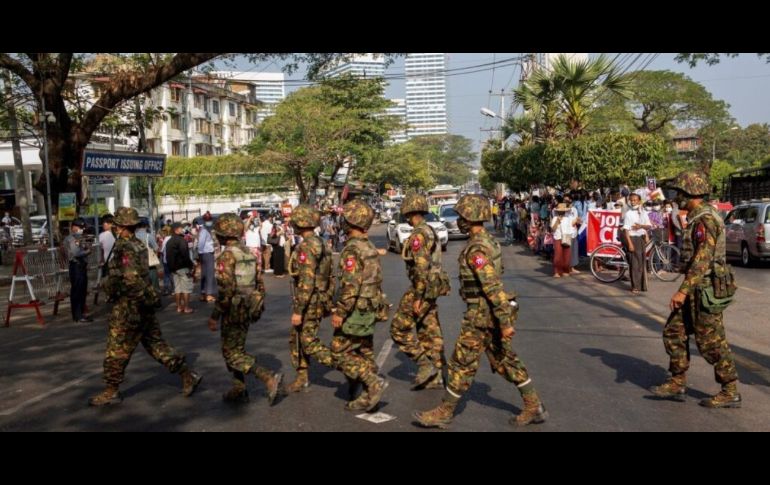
675 53 770 67
247 75 400 202
360 143 434 190
408 134 474 186
723 123 770 168
484 133 670 190
512 54 629 142
0 53 393 211
589 71 732 135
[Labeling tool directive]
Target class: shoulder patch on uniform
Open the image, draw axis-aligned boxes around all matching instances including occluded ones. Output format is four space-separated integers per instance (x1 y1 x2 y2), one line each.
471 253 487 269
411 236 422 251
344 256 356 272
299 251 308 263
122 254 131 267
695 223 706 243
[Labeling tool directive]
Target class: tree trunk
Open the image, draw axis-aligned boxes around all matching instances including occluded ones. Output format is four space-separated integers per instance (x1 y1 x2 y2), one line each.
2 72 33 245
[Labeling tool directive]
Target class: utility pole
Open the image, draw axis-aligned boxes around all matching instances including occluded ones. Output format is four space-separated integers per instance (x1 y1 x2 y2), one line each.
2 71 33 245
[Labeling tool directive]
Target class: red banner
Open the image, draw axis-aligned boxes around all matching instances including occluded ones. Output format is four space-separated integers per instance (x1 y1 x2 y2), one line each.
587 210 623 255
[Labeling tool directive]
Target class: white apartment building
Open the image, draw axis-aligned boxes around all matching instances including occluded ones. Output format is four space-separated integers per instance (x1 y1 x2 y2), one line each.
405 53 448 138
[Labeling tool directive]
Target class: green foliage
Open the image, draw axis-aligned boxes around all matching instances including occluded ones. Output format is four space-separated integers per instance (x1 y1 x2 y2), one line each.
148 155 291 200
246 75 400 202
589 70 732 135
675 53 770 67
486 133 669 189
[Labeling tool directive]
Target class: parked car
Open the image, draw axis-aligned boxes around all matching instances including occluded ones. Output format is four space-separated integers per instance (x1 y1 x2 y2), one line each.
238 207 274 222
724 199 770 266
387 211 448 253
439 203 468 240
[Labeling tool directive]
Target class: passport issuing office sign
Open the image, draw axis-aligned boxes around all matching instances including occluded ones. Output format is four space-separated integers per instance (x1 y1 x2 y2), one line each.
81 149 167 177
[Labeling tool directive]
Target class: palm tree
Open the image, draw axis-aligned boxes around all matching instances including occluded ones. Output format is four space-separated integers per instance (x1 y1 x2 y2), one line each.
549 54 630 139
513 70 561 143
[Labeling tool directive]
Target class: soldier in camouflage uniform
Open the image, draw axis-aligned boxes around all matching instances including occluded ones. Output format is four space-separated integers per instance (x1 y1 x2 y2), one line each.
207 213 282 405
330 199 389 412
89 207 201 406
414 194 547 428
651 170 741 407
285 204 337 392
390 193 449 390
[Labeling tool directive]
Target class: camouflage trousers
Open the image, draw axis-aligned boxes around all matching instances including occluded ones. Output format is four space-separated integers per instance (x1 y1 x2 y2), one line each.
331 327 378 385
290 303 335 371
447 302 530 396
390 289 444 367
221 317 273 383
103 299 185 386
663 292 738 385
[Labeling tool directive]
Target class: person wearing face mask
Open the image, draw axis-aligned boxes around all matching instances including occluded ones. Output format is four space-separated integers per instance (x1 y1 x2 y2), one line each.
646 200 665 243
64 218 93 323
622 193 651 294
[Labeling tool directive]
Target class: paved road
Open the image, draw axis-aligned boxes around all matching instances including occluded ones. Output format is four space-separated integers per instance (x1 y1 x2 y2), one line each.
1 224 768 431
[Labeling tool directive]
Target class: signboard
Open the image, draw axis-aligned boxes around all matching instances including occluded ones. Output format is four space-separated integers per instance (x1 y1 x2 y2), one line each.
58 193 77 221
88 176 115 198
587 210 622 255
81 149 166 177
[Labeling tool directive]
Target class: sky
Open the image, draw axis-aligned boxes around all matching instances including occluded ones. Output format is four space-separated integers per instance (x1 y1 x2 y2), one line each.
232 53 770 157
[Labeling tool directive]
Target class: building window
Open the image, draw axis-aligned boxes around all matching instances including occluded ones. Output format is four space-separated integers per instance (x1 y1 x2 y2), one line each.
195 119 210 134
145 139 156 153
212 100 219 114
229 102 236 117
171 114 181 130
214 124 222 137
171 141 181 156
170 88 181 103
195 143 212 156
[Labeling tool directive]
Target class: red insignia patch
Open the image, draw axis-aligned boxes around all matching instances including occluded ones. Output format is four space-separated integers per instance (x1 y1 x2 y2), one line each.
299 252 308 263
218 262 225 273
122 255 130 266
412 237 422 251
344 257 356 272
473 254 487 269
695 223 706 243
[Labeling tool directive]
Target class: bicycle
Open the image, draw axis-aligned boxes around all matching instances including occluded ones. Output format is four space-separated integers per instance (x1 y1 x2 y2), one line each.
589 237 681 283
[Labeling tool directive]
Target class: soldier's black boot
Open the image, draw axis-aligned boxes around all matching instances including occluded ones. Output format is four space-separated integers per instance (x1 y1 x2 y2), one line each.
650 373 686 401
180 368 202 397
346 377 361 402
88 385 123 407
700 381 742 408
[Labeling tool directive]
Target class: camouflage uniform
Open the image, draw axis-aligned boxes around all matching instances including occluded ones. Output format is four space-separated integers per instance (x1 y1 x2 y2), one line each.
90 207 200 406
286 205 336 392
414 194 547 428
390 194 448 389
652 171 740 407
332 199 388 411
211 213 282 404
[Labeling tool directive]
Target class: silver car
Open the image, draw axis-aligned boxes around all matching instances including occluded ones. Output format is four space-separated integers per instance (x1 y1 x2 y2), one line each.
724 199 770 266
439 203 468 240
387 212 448 253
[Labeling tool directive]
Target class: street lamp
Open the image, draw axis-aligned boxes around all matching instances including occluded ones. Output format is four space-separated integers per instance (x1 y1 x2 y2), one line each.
480 107 506 150
40 101 55 250
712 126 739 164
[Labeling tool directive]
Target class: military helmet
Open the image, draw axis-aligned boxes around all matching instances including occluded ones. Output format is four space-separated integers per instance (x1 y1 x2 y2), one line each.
113 207 140 226
343 199 374 230
400 193 429 215
455 194 491 222
670 169 711 197
291 204 320 229
213 213 244 238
